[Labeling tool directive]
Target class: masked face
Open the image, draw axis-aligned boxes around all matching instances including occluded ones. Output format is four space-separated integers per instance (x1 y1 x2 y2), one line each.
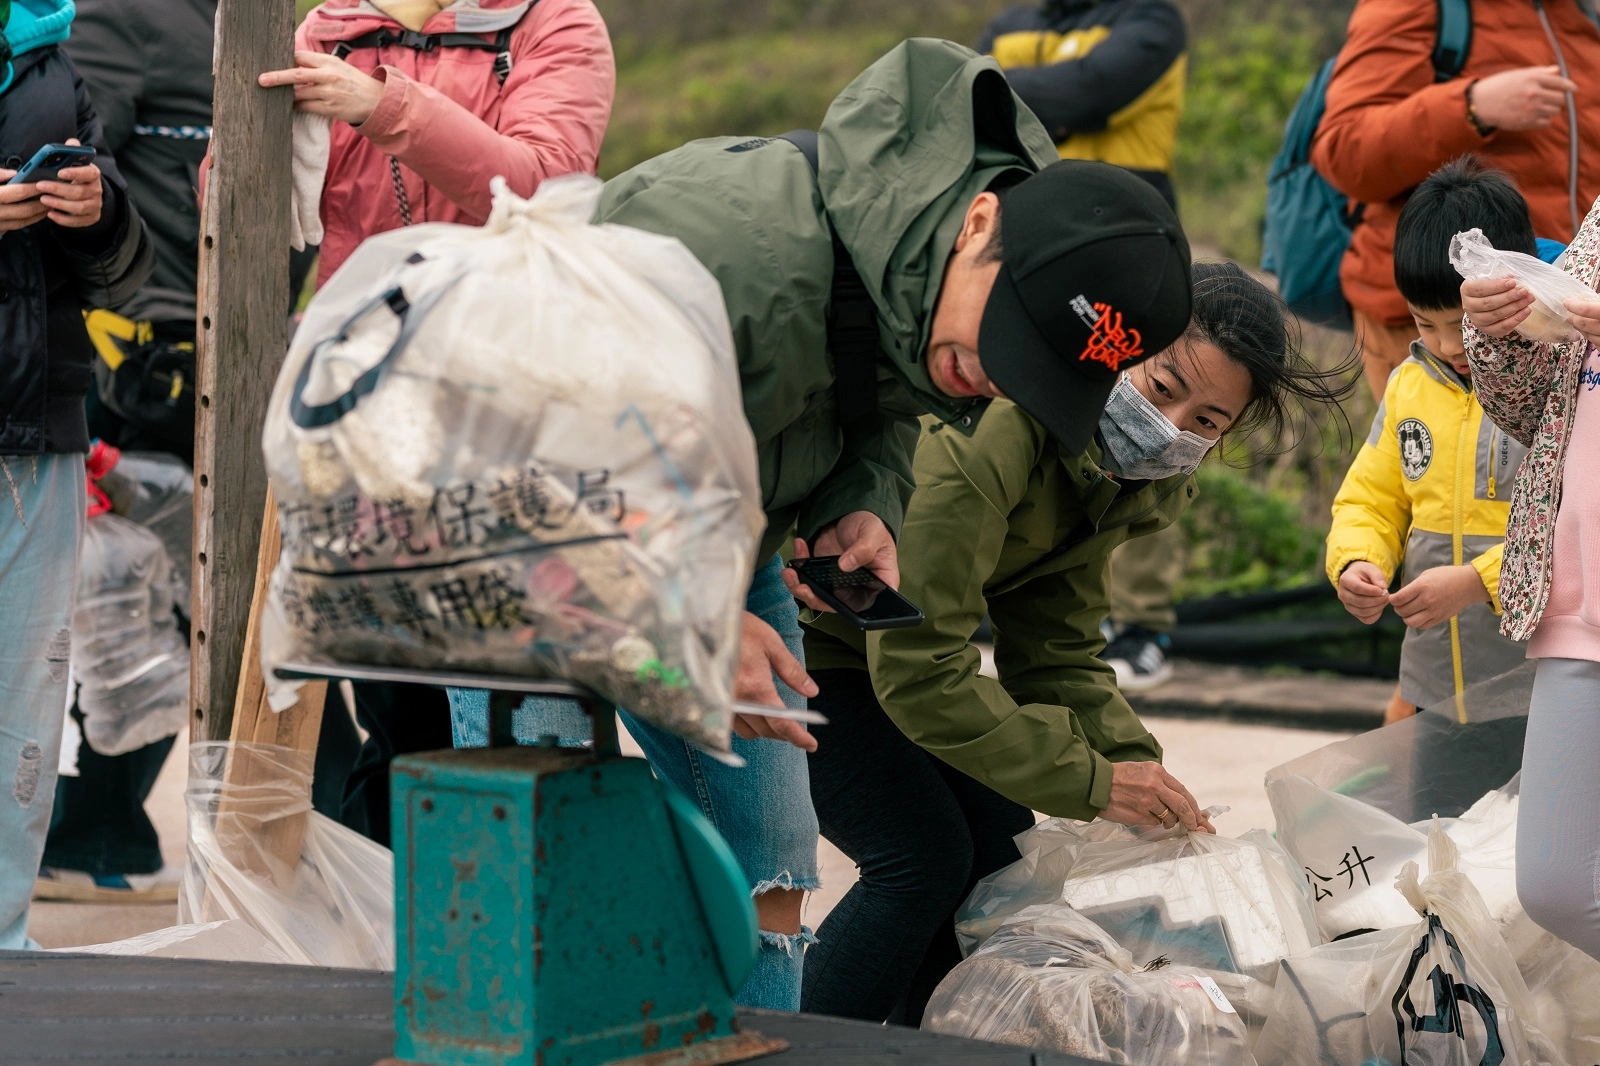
1096 374 1219 479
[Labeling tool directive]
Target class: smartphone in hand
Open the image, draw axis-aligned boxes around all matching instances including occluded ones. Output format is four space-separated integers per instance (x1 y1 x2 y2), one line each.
787 555 924 630
7 144 96 186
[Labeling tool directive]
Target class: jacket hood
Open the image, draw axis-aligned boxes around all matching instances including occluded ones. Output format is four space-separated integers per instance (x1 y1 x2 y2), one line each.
0 0 73 95
302 0 529 41
817 38 1058 425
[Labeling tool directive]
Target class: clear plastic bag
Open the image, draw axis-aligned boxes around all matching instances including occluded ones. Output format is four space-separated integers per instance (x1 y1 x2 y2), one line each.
955 809 1319 982
1255 823 1568 1066
260 176 762 756
97 451 195 611
926 908 1256 1065
50 920 293 964
1450 228 1597 345
179 742 394 969
73 513 190 756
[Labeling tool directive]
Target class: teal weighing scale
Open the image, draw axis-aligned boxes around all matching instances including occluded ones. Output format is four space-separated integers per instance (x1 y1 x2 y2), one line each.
276 663 788 1066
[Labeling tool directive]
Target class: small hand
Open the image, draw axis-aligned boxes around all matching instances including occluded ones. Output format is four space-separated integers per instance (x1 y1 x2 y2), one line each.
36 139 103 229
1101 761 1214 833
1563 295 1600 348
1337 561 1390 625
1388 564 1490 631
1471 65 1577 131
781 511 899 613
259 51 386 125
1462 276 1535 339
731 610 819 751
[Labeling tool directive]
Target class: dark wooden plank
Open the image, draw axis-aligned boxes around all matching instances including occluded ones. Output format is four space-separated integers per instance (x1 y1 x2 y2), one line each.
0 954 1105 1065
190 0 296 743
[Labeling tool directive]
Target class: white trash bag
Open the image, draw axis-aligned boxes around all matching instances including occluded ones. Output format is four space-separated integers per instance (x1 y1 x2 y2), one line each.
926 908 1255 1065
74 513 190 756
179 742 394 970
1450 228 1597 345
956 809 1319 983
260 176 763 755
1255 822 1568 1066
97 451 195 610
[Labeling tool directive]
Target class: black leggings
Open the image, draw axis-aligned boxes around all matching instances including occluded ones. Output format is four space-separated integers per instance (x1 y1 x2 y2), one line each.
802 668 1033 1024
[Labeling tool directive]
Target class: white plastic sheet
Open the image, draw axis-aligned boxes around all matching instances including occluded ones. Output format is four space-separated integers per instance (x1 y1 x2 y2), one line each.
260 176 762 755
74 513 189 756
1450 227 1597 345
179 742 393 970
926 908 1256 1065
1255 823 1568 1066
51 920 293 964
956 809 1319 983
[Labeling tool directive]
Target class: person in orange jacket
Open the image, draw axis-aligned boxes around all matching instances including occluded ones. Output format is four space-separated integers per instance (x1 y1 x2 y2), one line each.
1311 0 1600 400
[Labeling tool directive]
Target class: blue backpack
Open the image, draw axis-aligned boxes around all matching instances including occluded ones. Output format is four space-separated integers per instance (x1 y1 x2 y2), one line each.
1262 0 1473 328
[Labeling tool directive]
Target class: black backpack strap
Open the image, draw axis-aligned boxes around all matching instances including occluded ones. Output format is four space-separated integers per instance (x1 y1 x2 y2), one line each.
330 18 522 86
775 131 877 428
1431 0 1472 81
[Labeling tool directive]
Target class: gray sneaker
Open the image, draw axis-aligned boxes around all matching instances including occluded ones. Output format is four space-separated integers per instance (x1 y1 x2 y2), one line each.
1103 626 1174 693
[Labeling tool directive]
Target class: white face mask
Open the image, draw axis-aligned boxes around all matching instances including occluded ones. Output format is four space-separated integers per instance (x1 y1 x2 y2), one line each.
1096 374 1218 480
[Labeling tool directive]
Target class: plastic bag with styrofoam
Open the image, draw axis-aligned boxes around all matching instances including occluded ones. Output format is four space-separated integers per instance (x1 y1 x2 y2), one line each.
178 741 393 969
1450 228 1597 345
259 175 762 756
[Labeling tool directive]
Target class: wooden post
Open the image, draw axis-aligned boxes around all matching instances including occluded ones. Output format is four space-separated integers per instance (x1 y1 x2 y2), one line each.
191 0 296 743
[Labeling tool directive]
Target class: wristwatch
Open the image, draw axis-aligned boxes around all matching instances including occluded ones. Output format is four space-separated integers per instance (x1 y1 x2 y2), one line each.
1466 79 1495 138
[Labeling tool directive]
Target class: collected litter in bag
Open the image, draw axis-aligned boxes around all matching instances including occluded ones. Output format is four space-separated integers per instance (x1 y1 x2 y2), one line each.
95 451 195 610
956 809 1318 983
1450 228 1598 345
926 908 1255 1065
74 512 190 757
1254 822 1567 1066
180 742 393 970
260 176 762 756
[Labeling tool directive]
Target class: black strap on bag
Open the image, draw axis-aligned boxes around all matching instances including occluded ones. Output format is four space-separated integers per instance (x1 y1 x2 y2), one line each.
773 130 878 429
289 271 463 429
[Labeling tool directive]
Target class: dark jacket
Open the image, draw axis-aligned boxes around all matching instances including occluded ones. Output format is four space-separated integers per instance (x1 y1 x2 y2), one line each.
804 403 1194 819
597 40 1060 564
65 0 214 326
0 46 153 455
978 0 1187 206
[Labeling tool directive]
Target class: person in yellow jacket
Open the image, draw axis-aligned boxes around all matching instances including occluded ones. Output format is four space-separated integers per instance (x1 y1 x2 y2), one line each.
1329 158 1532 720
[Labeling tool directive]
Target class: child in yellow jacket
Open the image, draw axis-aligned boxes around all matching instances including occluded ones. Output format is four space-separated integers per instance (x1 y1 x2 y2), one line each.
1329 158 1530 719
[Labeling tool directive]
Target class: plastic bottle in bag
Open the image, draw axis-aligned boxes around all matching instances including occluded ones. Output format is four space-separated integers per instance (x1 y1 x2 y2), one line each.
74 513 190 756
259 176 763 756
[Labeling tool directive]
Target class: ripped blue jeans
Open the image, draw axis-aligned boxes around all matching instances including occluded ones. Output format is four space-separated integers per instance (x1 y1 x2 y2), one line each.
0 454 84 948
449 555 820 1010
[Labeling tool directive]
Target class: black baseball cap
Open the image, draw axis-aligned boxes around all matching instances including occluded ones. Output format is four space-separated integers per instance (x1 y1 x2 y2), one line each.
979 160 1192 453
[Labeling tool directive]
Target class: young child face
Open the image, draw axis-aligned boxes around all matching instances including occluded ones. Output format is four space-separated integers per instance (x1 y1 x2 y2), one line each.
1408 304 1470 379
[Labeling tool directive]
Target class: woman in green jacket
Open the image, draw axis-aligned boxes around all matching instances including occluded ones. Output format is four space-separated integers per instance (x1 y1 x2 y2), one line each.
798 261 1353 1023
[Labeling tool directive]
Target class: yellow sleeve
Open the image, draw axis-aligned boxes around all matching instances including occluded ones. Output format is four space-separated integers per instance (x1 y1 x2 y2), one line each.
1326 393 1412 586
1470 542 1504 614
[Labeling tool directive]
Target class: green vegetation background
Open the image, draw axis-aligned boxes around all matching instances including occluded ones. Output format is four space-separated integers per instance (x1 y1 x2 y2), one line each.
294 0 1369 599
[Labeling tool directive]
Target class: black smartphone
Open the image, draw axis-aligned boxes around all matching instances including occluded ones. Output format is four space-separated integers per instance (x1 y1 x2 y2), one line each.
787 555 924 630
8 144 96 185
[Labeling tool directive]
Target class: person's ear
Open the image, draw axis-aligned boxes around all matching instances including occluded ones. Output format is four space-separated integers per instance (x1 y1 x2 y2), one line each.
953 192 1000 256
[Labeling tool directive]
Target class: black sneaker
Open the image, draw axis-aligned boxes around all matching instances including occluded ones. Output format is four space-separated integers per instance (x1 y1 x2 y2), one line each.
1103 625 1174 693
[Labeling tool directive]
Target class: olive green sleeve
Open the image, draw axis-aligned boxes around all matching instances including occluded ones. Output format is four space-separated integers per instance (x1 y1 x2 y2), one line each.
865 406 1157 819
796 369 922 542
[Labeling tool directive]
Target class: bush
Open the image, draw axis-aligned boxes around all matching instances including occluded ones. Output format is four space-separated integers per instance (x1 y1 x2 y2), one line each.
1179 463 1325 599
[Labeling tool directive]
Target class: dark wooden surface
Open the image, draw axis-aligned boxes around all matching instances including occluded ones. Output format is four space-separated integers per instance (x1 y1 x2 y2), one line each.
190 0 296 743
0 952 1096 1065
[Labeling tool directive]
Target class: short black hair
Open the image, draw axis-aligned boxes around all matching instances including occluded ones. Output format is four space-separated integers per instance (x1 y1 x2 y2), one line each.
1393 156 1538 311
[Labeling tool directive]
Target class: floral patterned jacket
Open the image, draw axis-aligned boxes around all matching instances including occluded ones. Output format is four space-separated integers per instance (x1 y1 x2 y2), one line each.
1463 196 1600 641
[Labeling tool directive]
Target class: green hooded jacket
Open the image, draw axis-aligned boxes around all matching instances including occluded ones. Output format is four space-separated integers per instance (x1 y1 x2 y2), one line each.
805 401 1198 819
596 39 1059 565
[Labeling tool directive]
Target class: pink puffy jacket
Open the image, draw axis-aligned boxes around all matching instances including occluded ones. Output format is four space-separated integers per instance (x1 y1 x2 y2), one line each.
298 0 614 283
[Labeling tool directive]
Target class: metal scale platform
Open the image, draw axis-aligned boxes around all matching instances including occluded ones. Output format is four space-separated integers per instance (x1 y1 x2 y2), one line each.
275 663 784 1066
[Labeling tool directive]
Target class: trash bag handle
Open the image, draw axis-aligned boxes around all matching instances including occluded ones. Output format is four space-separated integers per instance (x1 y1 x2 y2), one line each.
289 273 462 429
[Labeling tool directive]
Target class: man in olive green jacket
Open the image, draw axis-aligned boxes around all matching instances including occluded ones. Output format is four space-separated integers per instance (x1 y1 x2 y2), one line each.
481 39 1193 1010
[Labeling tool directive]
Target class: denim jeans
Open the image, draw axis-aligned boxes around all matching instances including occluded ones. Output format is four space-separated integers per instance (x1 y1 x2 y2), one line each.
449 555 820 1010
0 454 86 948
802 667 1034 1025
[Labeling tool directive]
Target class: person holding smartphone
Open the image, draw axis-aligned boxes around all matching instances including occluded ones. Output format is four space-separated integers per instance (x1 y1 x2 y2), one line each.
799 261 1354 1024
0 0 153 949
